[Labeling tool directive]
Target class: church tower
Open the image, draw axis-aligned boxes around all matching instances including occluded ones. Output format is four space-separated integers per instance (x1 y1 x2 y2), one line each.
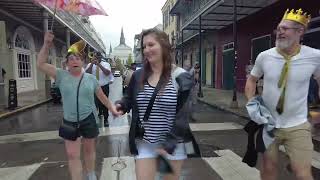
112 27 132 65
109 43 112 55
120 27 125 45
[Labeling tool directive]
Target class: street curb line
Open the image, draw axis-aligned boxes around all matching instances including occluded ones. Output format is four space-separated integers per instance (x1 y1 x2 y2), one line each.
197 98 320 143
0 99 52 119
197 98 250 120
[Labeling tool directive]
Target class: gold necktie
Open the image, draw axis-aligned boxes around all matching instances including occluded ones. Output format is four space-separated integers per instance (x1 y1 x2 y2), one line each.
96 66 100 80
276 46 301 114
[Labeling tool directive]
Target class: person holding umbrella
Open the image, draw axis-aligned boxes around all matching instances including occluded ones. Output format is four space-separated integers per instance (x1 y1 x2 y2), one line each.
37 32 121 180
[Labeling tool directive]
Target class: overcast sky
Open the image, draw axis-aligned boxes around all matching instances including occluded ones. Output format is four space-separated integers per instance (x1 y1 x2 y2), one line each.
89 0 167 53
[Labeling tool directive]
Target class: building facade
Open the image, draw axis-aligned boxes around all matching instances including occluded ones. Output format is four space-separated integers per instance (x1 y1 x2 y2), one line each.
169 0 320 91
162 0 177 45
0 1 106 108
112 28 132 65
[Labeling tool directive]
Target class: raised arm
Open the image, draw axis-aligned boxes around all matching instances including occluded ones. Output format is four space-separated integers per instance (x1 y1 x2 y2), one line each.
37 32 57 79
97 62 111 76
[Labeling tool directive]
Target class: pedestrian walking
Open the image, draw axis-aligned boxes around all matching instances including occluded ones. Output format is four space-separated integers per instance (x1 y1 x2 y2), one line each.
245 8 320 180
37 32 121 180
189 61 199 105
115 28 200 180
85 52 112 127
123 63 136 94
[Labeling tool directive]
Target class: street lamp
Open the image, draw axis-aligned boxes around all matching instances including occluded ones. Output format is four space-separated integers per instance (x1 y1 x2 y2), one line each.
198 16 203 98
171 35 179 65
230 0 238 108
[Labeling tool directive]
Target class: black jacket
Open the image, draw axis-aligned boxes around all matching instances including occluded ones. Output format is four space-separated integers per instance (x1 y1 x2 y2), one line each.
242 121 266 167
117 66 200 157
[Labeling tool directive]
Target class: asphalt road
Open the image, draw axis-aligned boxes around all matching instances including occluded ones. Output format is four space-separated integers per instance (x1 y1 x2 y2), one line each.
0 76 319 180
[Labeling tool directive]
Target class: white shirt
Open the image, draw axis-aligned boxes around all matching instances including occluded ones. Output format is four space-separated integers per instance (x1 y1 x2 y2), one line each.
251 45 320 128
85 61 111 86
109 73 114 83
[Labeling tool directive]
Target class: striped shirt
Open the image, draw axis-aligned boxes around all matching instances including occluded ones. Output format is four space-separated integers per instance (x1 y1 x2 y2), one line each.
137 79 177 144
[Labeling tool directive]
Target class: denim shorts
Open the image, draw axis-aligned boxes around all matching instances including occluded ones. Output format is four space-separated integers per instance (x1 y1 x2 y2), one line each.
60 113 99 140
135 139 187 160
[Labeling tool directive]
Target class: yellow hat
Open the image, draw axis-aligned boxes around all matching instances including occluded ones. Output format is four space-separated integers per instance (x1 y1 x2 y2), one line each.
282 8 311 27
67 40 86 55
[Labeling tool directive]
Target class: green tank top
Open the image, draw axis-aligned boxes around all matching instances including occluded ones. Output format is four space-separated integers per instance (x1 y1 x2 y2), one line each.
55 68 99 122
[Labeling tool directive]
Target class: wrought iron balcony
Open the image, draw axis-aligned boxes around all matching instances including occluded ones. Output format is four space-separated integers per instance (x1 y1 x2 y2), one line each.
171 0 215 29
175 30 198 47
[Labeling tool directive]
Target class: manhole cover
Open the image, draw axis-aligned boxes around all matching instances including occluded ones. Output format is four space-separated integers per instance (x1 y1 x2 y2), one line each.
111 160 127 171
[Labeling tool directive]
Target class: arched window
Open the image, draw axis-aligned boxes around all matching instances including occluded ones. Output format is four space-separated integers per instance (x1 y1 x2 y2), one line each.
15 34 30 50
17 53 31 78
14 27 32 79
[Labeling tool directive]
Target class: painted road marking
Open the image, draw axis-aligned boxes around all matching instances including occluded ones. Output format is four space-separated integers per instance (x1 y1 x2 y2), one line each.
203 150 260 180
5 148 320 180
0 122 243 144
0 126 130 144
0 163 42 180
190 122 243 131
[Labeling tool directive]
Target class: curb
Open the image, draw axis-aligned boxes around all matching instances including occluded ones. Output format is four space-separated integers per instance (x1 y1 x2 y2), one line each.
197 98 320 144
198 98 250 120
0 98 52 119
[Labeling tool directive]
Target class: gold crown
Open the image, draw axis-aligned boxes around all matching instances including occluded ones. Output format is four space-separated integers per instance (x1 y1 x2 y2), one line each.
68 40 86 55
282 8 311 27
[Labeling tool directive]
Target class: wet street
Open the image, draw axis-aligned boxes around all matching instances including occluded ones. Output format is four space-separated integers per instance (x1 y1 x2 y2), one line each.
0 77 320 180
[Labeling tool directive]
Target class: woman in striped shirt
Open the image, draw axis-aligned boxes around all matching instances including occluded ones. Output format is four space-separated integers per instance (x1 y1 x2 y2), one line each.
116 28 200 180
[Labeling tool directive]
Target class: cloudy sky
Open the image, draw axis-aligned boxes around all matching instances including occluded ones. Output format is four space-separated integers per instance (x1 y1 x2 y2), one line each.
89 0 167 53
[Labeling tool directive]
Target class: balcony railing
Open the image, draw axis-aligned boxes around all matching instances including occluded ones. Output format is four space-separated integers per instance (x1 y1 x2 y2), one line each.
175 30 198 46
180 0 214 28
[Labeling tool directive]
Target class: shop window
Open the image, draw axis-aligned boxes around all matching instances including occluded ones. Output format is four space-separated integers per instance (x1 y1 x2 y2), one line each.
223 42 234 51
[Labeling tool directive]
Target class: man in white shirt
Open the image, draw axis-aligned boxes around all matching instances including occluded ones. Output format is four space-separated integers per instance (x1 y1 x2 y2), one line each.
85 52 111 127
245 9 320 180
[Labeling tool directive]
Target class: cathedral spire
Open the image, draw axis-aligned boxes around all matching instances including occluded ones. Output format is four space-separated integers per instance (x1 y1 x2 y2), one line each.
109 43 112 55
120 27 125 45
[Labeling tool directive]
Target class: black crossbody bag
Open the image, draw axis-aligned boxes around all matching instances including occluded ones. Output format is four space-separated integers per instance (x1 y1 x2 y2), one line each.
59 74 84 141
136 76 165 138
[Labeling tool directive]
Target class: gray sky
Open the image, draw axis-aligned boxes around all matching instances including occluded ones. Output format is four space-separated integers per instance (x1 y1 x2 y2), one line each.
89 0 167 53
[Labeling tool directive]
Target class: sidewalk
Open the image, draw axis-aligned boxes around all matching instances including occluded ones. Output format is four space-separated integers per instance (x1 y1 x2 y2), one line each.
197 86 320 142
198 87 249 120
0 90 51 119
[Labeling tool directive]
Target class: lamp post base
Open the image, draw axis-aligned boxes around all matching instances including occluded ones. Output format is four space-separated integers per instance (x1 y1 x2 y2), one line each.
197 91 203 98
45 79 51 99
230 100 239 109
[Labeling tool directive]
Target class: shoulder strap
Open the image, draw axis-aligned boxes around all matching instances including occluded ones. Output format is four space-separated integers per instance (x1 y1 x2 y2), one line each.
142 75 165 122
76 73 84 125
